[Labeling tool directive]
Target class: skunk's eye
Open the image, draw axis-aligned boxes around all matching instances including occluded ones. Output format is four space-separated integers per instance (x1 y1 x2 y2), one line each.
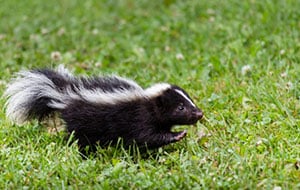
177 104 184 111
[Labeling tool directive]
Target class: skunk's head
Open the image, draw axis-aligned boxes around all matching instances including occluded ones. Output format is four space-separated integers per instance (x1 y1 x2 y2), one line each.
146 84 203 126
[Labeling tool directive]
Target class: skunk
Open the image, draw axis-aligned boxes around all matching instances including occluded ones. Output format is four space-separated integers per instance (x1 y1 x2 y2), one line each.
4 65 203 152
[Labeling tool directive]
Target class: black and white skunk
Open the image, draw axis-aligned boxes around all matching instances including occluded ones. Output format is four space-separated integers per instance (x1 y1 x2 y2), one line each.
4 65 203 152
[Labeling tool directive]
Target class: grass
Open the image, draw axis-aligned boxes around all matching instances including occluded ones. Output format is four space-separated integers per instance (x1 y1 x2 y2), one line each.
0 0 299 189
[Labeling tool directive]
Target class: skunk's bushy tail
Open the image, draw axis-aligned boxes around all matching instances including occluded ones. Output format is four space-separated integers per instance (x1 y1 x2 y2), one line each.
3 65 73 124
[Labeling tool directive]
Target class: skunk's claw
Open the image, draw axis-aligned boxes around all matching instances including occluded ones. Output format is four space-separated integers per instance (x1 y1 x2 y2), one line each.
171 130 187 142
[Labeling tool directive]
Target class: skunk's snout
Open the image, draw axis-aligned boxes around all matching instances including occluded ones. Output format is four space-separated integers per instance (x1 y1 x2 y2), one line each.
193 109 203 120
196 110 203 120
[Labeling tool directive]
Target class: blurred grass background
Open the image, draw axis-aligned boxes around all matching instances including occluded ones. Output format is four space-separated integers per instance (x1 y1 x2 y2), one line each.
0 0 299 189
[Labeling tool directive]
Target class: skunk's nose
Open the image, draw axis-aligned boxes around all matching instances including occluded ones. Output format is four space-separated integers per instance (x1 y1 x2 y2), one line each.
193 109 203 120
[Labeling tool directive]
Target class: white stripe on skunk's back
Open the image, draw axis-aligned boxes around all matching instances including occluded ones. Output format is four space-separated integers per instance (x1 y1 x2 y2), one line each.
144 83 171 98
77 88 145 105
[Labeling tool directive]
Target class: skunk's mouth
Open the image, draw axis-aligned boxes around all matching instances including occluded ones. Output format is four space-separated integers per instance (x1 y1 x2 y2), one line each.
176 110 204 125
168 110 203 143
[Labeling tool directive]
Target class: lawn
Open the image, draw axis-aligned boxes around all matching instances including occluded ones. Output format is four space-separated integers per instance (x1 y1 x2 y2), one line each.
0 0 299 189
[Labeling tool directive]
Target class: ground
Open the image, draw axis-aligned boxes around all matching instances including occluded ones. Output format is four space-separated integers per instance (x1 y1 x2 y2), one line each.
0 0 299 189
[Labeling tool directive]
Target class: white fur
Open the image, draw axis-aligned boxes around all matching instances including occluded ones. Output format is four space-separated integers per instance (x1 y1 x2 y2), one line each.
45 82 169 107
78 88 144 105
4 71 67 124
144 83 171 98
174 89 196 108
56 64 74 80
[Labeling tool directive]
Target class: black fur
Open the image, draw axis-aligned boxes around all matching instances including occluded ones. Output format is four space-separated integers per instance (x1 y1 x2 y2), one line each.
5 67 203 153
